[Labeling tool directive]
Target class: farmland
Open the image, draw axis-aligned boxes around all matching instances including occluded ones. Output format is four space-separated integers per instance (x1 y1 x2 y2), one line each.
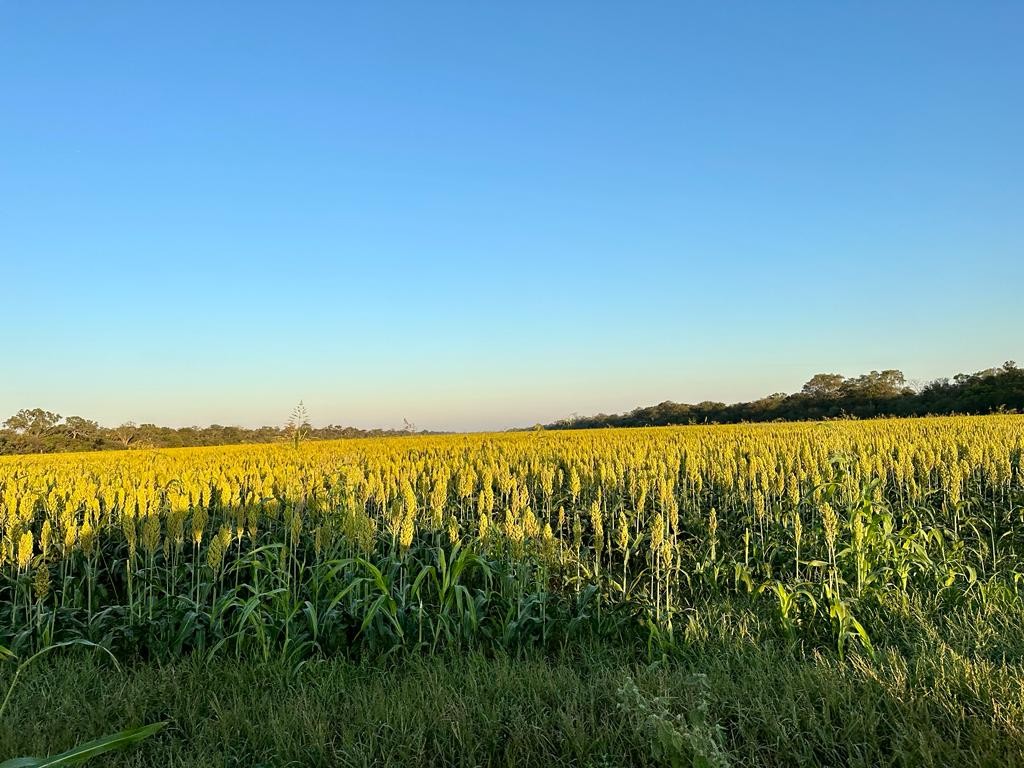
2 415 1024 765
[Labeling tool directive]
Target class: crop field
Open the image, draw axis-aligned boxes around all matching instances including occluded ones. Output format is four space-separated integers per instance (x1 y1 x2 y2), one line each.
2 415 1024 765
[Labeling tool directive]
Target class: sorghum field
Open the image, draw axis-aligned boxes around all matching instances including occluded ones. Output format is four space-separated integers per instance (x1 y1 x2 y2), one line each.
2 415 1024 766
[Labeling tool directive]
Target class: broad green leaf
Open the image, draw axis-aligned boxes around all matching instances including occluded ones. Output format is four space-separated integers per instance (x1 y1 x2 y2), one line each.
0 722 166 768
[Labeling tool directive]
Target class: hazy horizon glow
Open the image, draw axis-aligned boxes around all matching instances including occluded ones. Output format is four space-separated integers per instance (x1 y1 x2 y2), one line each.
2 4 1021 432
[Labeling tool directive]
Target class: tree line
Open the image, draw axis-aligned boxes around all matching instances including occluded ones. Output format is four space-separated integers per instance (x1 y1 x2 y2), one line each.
0 406 432 456
545 362 1024 430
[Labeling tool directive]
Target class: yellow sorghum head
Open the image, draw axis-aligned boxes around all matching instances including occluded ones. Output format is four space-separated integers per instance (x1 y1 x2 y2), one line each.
399 511 415 551
821 503 838 551
523 506 539 539
650 514 664 553
192 506 208 546
616 509 629 554
17 530 34 570
40 519 52 560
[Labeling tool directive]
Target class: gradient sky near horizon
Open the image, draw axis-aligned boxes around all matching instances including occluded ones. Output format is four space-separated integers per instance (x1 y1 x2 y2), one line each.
1 3 1022 432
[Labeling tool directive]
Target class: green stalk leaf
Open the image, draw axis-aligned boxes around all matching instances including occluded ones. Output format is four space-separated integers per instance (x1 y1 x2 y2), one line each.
0 722 166 768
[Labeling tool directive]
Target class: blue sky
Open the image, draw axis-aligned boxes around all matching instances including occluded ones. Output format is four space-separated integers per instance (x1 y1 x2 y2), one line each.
1 3 1021 431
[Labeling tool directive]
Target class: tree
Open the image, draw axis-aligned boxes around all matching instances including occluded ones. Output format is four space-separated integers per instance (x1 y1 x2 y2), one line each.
111 422 138 449
3 408 62 437
801 374 846 399
63 416 99 441
843 370 910 399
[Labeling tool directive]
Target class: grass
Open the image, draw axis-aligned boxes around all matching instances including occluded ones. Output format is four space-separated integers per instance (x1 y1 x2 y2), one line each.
3 621 1022 767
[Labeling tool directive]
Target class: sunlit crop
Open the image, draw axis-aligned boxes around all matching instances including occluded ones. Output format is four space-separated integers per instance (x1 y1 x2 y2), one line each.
1 415 1021 662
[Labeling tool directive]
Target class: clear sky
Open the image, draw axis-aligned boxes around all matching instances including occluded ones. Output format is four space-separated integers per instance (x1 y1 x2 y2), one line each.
1 3 1021 432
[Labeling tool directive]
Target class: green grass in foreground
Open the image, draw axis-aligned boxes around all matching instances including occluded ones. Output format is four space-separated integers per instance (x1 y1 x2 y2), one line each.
2 634 1022 768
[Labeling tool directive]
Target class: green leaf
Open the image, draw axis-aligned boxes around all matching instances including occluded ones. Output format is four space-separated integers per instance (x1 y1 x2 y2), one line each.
0 722 166 767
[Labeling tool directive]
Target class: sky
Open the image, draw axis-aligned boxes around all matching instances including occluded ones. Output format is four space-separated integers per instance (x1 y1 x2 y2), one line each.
1 3 1022 432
